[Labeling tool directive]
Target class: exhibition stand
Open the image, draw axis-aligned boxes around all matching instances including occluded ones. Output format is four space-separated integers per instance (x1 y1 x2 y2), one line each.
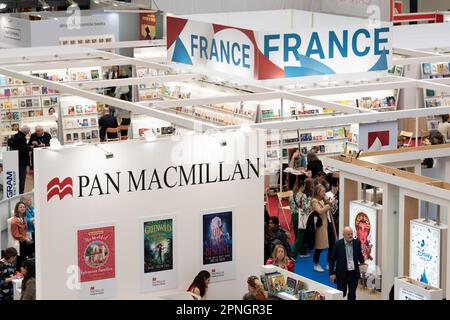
33 130 264 299
323 144 450 299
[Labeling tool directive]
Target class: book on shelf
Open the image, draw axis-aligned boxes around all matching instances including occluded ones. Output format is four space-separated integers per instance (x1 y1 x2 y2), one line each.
301 290 324 300
423 63 431 75
269 274 286 294
285 277 297 296
426 89 436 97
76 105 83 114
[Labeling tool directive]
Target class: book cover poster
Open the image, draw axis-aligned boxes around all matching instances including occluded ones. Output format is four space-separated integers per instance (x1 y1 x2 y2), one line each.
140 13 156 40
201 209 236 283
77 226 115 283
349 201 379 273
409 220 441 288
143 218 173 273
202 211 232 265
140 215 177 292
76 224 116 300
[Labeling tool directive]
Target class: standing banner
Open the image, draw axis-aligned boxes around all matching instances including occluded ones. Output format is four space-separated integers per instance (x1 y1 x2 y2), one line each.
1 150 19 200
77 224 116 299
201 208 235 283
409 219 446 288
349 200 381 274
140 214 177 292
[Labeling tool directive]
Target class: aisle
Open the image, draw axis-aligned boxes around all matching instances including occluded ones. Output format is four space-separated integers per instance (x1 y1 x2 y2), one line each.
267 195 336 289
293 250 337 289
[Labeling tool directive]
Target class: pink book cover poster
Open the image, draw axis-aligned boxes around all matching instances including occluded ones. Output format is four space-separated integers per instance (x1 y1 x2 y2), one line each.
77 226 115 283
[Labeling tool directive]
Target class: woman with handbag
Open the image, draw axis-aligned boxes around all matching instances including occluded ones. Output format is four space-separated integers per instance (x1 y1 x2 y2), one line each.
311 184 331 272
289 179 312 260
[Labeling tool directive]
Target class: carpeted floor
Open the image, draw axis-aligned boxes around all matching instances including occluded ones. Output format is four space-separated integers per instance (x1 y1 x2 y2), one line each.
266 195 336 288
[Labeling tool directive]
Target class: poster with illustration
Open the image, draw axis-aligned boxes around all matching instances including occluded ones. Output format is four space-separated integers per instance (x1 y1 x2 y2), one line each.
140 215 177 292
349 201 379 273
201 209 235 283
140 13 156 40
409 220 441 288
77 224 116 299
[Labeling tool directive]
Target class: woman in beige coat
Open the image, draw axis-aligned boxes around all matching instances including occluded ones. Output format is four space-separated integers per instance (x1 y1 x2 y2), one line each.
311 184 331 272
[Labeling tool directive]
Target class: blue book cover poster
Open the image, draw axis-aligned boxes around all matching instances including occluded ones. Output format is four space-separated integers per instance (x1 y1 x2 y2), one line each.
202 211 233 265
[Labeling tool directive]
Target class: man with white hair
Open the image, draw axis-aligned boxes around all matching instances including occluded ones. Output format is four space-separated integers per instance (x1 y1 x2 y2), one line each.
329 226 366 300
10 125 32 194
28 125 51 171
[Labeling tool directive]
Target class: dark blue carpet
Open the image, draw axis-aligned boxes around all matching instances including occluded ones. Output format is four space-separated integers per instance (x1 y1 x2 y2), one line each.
294 249 337 289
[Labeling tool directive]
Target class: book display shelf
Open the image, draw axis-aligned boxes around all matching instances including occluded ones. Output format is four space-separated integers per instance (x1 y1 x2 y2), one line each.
0 74 60 132
421 61 450 130
60 96 100 144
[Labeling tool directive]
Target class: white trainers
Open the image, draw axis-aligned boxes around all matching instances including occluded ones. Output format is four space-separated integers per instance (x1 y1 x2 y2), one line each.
314 264 325 272
300 253 310 258
325 264 329 270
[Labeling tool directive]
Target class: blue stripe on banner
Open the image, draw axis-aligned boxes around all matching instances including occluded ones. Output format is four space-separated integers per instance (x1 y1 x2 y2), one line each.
172 37 193 65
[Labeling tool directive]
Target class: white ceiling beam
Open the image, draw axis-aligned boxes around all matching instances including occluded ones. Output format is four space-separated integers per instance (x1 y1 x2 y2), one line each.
360 145 450 164
281 92 368 114
100 51 172 71
0 52 107 66
393 47 441 58
323 157 450 200
417 80 450 93
144 92 282 109
66 74 201 89
8 58 136 72
85 39 166 50
0 67 218 131
222 105 450 131
392 54 450 66
290 79 418 96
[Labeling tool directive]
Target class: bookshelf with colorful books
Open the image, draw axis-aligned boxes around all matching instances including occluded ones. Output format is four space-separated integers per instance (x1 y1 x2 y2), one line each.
421 62 450 130
60 96 100 144
0 74 60 131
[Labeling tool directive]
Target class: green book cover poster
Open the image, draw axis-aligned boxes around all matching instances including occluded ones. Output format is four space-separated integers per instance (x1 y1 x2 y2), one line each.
143 218 173 273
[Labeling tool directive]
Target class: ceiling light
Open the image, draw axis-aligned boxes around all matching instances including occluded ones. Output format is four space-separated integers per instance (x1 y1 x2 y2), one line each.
0 3 7 10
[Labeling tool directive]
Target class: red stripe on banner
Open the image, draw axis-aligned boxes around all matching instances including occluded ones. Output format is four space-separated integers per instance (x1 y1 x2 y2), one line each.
393 13 438 22
167 16 188 48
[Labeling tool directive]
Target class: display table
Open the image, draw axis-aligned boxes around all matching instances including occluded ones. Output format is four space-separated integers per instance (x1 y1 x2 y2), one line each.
261 265 343 300
12 278 22 300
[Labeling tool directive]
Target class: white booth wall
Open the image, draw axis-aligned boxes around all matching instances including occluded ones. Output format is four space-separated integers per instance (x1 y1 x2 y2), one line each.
34 131 264 299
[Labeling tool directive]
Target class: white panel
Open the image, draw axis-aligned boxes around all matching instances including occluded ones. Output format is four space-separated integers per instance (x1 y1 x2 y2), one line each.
34 131 264 299
393 24 450 50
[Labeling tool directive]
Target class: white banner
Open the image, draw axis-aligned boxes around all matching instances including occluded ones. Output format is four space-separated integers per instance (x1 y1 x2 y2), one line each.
1 150 19 200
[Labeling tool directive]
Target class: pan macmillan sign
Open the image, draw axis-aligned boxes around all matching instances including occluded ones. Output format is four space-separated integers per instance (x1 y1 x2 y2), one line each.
47 158 260 202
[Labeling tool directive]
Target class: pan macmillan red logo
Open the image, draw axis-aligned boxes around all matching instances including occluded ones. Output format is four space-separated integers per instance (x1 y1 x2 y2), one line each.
47 177 73 202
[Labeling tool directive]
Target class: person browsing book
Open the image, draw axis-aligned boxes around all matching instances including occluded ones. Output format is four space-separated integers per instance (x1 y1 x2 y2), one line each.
0 248 19 301
266 244 295 272
187 270 210 300
20 259 36 300
289 179 312 260
329 226 366 300
28 125 51 171
243 276 267 300
306 151 324 179
98 110 119 142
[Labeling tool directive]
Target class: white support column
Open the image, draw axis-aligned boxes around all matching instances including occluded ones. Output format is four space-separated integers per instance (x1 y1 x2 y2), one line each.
398 188 406 278
381 183 399 300
339 173 346 237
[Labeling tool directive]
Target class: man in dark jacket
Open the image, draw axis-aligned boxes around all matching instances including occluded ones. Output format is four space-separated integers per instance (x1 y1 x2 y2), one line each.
28 125 51 170
10 125 32 194
268 216 292 259
98 111 118 141
329 226 366 300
